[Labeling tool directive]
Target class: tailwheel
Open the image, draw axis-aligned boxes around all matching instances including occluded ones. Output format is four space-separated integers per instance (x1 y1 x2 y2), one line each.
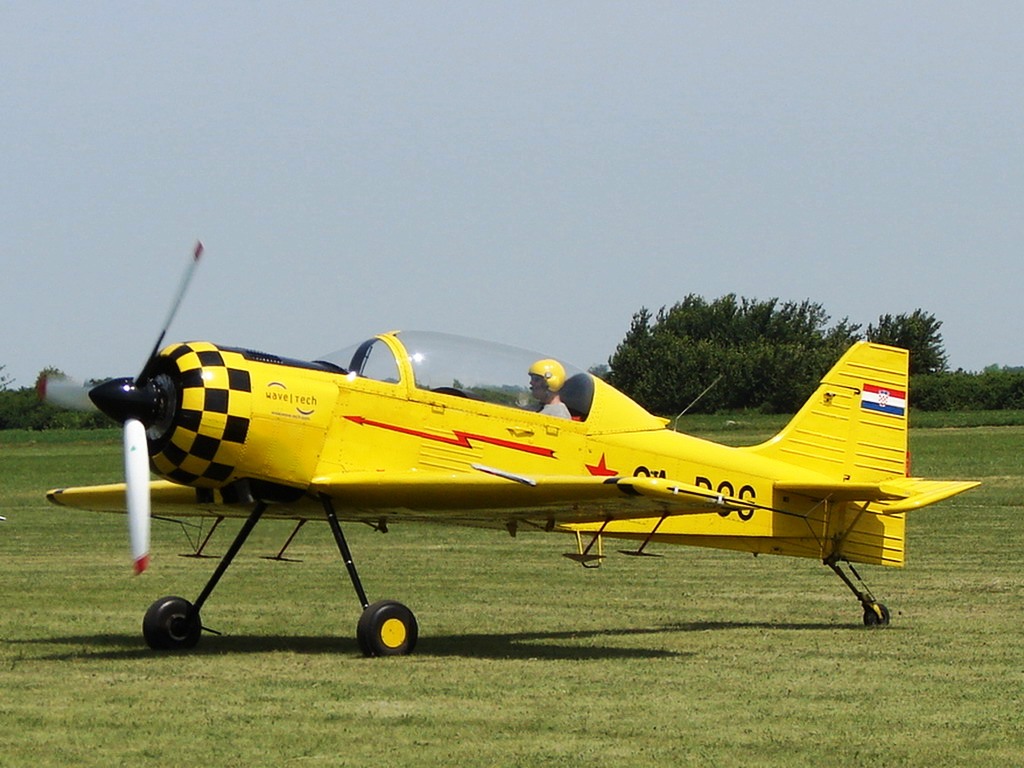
827 558 893 629
143 595 202 650
863 602 891 627
357 600 418 657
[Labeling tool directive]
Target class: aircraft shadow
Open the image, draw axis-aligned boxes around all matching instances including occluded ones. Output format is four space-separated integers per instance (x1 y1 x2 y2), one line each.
11 629 682 661
11 619 875 662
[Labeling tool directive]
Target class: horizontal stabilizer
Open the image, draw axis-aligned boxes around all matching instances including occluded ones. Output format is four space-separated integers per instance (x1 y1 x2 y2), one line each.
775 477 979 511
775 479 912 503
872 479 980 514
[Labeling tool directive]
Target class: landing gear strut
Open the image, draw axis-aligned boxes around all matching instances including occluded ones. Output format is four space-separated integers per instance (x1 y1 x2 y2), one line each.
827 558 891 627
321 495 417 656
141 497 417 655
143 501 267 650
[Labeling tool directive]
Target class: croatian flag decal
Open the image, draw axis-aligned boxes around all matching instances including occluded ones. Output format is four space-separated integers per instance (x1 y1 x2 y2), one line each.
861 383 906 417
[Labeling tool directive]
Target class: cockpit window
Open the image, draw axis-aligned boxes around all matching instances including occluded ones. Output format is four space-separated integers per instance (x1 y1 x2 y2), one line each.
320 331 594 419
345 338 400 384
399 331 593 420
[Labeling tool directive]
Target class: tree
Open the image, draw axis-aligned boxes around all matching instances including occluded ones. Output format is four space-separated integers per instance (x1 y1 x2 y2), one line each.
0 364 11 391
867 310 948 374
607 295 862 415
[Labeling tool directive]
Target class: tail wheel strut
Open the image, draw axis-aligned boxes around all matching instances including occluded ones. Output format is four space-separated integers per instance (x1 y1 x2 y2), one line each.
827 559 891 627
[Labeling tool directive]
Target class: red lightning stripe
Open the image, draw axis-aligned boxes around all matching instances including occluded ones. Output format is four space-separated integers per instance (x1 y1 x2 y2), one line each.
344 416 556 458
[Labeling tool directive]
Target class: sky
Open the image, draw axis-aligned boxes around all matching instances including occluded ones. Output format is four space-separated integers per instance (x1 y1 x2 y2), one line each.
3 3 1022 389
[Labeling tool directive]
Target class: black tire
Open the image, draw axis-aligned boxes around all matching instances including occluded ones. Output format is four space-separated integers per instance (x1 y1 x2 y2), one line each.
143 595 202 650
863 602 891 627
356 600 418 657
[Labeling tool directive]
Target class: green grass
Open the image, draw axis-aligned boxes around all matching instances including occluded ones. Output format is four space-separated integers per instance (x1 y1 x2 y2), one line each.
1 423 1021 767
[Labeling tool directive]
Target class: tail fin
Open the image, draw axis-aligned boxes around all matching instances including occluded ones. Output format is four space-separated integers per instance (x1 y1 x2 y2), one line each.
751 342 909 482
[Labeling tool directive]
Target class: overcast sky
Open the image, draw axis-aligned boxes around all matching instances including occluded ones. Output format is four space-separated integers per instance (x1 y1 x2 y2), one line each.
3 3 1021 388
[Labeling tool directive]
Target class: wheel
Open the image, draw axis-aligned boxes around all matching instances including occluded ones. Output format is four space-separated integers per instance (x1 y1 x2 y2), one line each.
356 600 418 656
862 602 891 627
143 595 202 650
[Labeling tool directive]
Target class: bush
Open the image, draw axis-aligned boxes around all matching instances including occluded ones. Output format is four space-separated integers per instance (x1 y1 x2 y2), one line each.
912 370 1024 411
0 387 109 430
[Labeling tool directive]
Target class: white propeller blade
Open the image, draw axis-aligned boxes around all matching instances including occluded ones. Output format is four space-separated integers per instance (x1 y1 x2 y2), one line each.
38 375 96 412
123 418 151 574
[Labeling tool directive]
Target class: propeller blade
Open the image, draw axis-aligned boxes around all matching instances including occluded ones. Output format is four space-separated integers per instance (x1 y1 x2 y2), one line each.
47 243 203 574
138 240 204 383
123 418 152 574
37 374 97 412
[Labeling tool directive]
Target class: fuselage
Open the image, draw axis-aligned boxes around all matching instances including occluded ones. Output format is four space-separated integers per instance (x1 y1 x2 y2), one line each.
136 332 854 562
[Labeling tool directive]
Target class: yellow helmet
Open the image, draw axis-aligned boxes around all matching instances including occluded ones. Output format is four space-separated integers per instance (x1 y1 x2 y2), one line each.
529 359 565 392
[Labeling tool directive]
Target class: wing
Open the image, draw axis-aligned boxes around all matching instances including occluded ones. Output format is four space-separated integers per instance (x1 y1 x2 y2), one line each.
47 481 317 519
47 468 764 529
308 468 761 526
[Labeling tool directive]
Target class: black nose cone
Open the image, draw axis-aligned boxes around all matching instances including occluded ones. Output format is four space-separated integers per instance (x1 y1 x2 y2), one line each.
89 377 161 425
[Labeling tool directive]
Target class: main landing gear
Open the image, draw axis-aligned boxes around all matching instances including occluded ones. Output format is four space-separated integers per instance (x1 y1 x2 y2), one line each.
827 558 891 627
141 496 418 656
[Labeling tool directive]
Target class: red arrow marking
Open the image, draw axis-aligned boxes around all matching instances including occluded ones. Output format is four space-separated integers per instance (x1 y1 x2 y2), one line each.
345 416 556 458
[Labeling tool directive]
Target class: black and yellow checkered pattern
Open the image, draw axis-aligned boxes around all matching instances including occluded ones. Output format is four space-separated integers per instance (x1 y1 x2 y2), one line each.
150 342 252 487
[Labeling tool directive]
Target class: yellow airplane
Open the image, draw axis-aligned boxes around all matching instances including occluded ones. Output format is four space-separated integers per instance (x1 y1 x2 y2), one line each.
46 246 978 655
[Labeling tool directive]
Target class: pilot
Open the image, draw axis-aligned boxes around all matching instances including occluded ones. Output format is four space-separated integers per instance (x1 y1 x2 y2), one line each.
528 359 571 419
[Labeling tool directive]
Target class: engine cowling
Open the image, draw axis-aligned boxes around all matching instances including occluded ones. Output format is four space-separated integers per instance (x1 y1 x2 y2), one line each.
145 342 254 488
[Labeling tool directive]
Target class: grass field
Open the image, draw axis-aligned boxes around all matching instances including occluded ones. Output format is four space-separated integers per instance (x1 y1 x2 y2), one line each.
1 419 1021 767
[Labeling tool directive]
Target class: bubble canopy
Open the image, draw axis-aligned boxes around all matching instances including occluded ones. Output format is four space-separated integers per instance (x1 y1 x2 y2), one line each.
319 331 593 419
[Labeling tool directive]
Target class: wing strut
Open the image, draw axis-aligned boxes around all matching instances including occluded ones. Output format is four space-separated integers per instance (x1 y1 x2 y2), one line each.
179 515 225 559
564 518 611 568
262 519 308 562
618 513 670 558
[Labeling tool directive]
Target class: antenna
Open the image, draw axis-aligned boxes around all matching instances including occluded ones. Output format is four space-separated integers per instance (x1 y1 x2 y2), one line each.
671 375 722 432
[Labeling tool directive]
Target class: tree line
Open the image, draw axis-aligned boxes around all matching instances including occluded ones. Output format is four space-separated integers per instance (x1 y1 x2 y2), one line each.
0 370 109 430
604 294 1021 415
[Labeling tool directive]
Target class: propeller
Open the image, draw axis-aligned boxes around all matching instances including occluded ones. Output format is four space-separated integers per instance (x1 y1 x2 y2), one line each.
100 241 204 573
138 241 204 384
45 242 205 574
37 374 97 412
